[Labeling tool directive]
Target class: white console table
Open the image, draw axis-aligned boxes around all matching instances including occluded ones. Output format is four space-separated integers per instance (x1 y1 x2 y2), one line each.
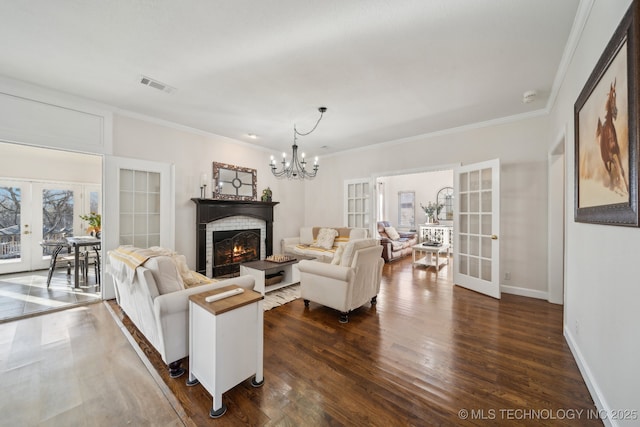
187 285 264 418
418 225 453 249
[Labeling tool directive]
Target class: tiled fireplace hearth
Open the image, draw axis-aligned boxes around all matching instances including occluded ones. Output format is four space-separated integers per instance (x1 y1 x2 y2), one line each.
192 198 279 277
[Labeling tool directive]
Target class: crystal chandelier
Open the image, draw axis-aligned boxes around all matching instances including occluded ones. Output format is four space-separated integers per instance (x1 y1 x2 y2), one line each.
270 107 326 180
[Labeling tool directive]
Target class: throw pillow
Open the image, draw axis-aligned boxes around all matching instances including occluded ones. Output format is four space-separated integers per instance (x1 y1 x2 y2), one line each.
144 256 185 295
340 238 377 267
331 245 345 265
312 227 339 250
384 226 401 241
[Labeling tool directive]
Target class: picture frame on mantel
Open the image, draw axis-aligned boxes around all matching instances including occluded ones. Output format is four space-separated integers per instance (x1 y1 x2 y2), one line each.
574 0 640 227
212 162 257 201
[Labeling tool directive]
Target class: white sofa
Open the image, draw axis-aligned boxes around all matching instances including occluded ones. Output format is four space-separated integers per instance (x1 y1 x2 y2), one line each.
298 238 383 323
108 252 255 378
281 226 369 263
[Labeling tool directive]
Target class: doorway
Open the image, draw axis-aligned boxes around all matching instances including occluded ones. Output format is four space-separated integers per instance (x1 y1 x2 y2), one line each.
0 143 102 321
374 166 457 233
548 133 566 305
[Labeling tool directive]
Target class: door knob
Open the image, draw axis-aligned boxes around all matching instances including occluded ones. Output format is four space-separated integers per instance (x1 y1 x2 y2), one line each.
491 234 498 240
23 230 31 235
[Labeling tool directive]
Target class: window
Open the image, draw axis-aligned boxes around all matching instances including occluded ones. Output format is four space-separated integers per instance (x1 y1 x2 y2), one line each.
398 191 415 229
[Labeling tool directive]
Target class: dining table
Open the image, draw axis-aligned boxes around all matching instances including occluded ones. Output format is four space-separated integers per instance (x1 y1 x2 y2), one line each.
65 236 101 288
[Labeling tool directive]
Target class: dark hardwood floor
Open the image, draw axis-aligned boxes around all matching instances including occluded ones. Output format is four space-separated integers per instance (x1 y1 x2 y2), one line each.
110 255 601 426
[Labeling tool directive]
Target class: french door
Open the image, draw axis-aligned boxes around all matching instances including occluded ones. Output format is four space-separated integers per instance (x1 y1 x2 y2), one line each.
0 180 93 274
103 156 174 299
453 159 501 299
344 179 371 229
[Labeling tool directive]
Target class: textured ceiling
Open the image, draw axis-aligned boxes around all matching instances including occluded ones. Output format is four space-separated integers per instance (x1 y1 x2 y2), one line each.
0 0 581 157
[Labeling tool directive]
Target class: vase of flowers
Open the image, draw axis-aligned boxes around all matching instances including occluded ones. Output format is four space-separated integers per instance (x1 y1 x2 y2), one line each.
80 212 101 237
420 202 443 224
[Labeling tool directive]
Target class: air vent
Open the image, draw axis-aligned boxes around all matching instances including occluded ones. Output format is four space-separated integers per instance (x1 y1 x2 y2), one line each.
140 75 175 94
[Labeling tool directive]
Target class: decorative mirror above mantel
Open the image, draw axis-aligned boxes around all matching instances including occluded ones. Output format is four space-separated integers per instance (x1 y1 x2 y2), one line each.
437 186 454 221
212 162 257 201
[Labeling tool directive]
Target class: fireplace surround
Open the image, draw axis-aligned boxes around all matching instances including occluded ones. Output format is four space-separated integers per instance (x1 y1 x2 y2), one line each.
192 198 279 277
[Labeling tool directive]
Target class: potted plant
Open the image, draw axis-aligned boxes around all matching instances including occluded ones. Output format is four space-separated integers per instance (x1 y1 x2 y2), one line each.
420 202 443 224
80 212 101 237
261 187 273 202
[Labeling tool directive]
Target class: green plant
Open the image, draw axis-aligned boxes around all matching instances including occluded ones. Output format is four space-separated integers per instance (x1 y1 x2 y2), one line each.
420 202 443 216
79 212 101 232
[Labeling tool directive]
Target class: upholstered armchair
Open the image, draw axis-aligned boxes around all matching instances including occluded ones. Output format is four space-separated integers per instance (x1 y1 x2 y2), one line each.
377 221 418 262
297 238 384 323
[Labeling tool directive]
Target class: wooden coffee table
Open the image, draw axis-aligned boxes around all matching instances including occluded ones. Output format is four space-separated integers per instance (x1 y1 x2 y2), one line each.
240 255 315 295
412 243 450 269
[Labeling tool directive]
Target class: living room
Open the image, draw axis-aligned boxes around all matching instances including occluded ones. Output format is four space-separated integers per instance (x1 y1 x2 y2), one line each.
0 0 638 425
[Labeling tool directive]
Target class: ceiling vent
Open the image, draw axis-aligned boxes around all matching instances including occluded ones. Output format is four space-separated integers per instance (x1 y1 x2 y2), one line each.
140 75 175 94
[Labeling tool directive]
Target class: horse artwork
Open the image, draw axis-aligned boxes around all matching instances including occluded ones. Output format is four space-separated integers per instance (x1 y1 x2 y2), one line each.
576 38 630 211
596 79 629 196
575 1 639 226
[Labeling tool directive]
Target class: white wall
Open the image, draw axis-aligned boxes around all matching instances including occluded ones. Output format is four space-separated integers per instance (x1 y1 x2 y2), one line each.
549 0 640 423
0 75 113 154
0 142 101 183
305 115 551 297
112 114 306 263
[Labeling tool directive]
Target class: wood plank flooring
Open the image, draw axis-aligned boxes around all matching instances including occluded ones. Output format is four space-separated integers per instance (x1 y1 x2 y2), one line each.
109 256 601 426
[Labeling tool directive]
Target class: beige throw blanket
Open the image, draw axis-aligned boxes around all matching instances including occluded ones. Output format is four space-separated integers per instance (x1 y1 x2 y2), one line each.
109 246 215 288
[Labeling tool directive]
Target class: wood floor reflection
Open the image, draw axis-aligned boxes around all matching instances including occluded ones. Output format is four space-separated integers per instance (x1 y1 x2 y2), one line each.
0 303 182 426
0 269 101 323
110 256 600 426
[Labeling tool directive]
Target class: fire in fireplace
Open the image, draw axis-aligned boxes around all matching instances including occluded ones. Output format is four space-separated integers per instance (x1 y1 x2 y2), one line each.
212 229 261 277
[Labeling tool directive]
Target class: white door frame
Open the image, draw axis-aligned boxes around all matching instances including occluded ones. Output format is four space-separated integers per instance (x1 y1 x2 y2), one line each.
453 158 501 299
548 128 566 305
103 155 175 299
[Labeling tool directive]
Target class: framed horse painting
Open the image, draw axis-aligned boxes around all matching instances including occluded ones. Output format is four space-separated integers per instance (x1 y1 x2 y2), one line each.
574 0 640 226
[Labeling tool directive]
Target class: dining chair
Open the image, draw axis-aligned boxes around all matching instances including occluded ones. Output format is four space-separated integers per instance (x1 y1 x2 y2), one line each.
40 240 80 288
83 244 101 289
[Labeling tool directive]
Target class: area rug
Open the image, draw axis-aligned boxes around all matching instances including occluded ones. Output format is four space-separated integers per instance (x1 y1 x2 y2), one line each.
263 284 300 311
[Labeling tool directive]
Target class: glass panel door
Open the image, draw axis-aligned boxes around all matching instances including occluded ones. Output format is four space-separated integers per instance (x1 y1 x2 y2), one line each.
104 156 174 300
34 183 84 271
344 179 371 231
119 169 161 248
453 159 500 299
0 180 95 273
0 181 29 273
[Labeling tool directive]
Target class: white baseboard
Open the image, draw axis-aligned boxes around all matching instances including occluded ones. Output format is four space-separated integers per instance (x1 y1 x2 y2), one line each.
500 284 548 300
564 326 614 427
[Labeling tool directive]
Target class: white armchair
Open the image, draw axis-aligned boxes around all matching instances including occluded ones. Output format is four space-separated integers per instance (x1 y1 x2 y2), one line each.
298 238 383 323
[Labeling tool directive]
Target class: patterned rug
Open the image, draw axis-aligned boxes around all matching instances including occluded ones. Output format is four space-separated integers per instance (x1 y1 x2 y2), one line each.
263 284 300 311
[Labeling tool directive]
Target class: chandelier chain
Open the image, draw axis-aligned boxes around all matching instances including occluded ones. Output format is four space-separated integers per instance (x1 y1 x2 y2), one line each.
270 107 327 180
294 109 325 137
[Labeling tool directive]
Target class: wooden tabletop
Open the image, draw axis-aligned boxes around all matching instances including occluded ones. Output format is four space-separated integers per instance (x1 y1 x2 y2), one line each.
412 243 450 252
189 285 263 315
241 254 316 271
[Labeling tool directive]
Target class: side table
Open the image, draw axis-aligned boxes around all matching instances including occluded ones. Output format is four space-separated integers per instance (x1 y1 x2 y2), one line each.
187 285 264 418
